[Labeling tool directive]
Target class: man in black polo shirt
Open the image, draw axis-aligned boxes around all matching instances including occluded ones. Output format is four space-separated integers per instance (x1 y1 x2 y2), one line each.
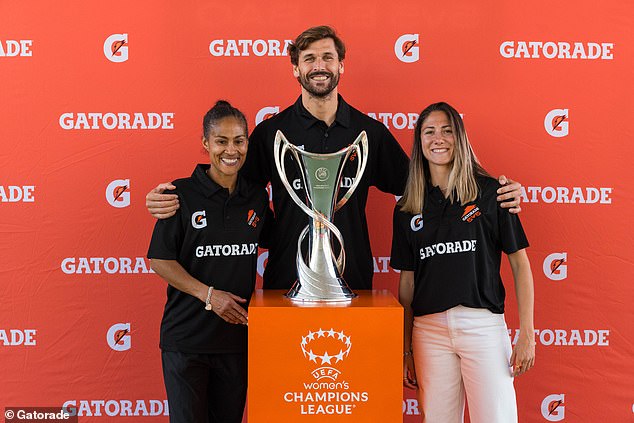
242 39 410 289
146 26 522 291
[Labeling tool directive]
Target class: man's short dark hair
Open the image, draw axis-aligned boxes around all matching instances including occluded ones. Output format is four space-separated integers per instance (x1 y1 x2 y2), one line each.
289 25 346 66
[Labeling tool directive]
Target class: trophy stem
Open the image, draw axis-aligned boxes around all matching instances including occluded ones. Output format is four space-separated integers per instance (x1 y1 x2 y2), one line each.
285 222 356 302
308 221 339 279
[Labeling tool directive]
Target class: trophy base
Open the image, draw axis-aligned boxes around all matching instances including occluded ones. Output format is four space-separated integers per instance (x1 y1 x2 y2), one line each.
285 279 357 303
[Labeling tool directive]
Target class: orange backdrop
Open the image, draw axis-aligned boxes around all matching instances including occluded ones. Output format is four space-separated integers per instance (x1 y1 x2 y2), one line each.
1 1 632 422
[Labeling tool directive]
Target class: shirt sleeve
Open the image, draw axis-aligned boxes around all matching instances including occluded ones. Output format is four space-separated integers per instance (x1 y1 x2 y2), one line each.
242 122 272 188
496 184 529 254
147 191 184 260
390 206 416 271
370 124 410 195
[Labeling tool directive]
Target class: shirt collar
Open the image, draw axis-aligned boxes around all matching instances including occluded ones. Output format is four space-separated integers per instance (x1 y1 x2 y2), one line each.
293 94 351 130
193 164 248 198
426 182 449 205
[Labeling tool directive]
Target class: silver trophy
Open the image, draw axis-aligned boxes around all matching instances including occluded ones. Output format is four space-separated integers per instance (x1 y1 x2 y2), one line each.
273 130 368 302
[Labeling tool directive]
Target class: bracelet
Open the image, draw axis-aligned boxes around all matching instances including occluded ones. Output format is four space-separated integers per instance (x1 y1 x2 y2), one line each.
204 286 214 311
403 350 413 356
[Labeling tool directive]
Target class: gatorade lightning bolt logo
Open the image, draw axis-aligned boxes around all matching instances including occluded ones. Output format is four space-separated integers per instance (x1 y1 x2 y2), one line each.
550 257 565 275
401 40 417 57
255 106 280 125
112 184 128 201
544 108 569 137
543 252 567 281
551 114 567 131
105 179 130 208
410 214 424 231
106 323 131 351
192 210 207 229
114 328 129 346
548 400 565 417
103 33 129 63
394 34 420 63
111 40 126 56
541 394 565 421
461 204 481 222
247 209 260 228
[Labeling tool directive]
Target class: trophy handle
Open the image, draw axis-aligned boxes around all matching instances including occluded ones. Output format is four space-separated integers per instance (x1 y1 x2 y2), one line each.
334 131 369 212
274 131 315 219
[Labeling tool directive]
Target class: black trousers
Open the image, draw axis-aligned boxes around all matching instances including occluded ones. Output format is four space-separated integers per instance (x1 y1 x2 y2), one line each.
162 350 247 423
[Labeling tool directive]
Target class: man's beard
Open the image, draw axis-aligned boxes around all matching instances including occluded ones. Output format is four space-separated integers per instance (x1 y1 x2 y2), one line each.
297 70 340 98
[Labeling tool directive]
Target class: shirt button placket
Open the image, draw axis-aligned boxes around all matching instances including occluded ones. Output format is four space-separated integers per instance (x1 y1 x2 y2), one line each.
224 203 231 228
322 132 329 152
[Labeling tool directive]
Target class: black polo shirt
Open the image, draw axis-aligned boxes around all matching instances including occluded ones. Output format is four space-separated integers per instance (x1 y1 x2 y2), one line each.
242 95 409 290
148 164 269 353
390 176 529 316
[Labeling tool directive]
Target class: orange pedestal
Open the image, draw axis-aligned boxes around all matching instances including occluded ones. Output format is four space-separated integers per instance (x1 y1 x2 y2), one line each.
248 289 403 422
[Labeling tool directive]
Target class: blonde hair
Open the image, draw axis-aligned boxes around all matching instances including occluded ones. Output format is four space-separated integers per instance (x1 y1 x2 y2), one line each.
399 102 488 214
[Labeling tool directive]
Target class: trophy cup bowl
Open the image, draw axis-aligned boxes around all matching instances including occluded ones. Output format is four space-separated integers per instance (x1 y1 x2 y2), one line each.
273 130 368 302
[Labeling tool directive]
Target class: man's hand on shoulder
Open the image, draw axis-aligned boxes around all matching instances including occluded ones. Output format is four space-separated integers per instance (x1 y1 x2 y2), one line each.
496 175 522 214
146 183 179 219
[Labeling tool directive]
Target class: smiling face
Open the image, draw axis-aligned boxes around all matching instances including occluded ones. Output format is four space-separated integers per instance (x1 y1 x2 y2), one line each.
202 116 248 190
420 110 455 170
293 38 343 98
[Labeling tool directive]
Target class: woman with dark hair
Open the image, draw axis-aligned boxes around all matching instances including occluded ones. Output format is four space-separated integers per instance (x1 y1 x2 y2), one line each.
391 102 535 422
148 100 269 423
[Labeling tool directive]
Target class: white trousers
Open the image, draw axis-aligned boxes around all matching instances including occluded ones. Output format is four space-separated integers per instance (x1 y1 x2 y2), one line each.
412 305 518 423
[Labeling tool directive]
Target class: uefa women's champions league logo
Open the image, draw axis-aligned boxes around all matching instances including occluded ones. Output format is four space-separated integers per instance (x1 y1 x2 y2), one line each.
300 328 352 381
315 167 329 182
284 328 369 416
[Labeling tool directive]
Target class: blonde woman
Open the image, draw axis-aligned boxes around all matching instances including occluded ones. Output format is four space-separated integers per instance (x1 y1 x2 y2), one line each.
390 102 535 423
